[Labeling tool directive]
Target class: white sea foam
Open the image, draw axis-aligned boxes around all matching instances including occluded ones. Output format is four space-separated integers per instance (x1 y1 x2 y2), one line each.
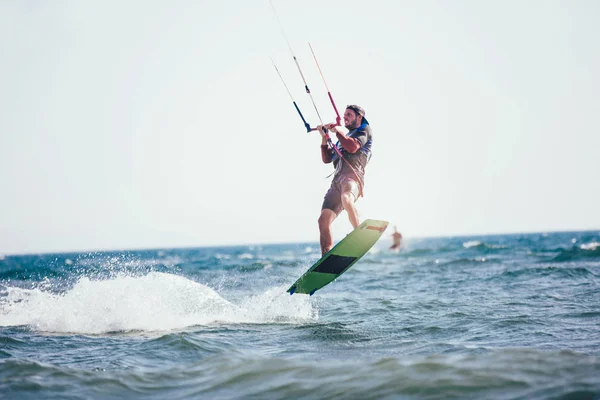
463 241 482 248
0 272 316 334
580 241 600 251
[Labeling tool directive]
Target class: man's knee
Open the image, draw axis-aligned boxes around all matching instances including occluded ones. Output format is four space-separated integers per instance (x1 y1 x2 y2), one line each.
318 209 335 230
341 191 356 208
341 180 359 204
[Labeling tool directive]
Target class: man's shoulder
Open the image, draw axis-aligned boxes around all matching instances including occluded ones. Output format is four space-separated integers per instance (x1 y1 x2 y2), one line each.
352 124 372 136
358 124 372 136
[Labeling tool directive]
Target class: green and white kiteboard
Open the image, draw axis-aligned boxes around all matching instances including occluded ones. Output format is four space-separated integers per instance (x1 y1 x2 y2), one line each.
288 219 389 295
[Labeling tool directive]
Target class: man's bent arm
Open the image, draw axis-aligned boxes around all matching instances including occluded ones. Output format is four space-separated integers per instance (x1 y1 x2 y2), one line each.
335 132 361 153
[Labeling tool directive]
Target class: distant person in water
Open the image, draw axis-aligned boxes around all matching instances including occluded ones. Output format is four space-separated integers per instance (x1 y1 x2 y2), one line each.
316 105 373 256
390 226 403 251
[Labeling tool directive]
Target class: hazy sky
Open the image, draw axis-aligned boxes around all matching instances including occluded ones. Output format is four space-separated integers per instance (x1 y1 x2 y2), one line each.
1 0 599 255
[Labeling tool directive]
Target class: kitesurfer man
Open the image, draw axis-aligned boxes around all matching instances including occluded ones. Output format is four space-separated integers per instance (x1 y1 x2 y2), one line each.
316 104 372 256
389 225 403 251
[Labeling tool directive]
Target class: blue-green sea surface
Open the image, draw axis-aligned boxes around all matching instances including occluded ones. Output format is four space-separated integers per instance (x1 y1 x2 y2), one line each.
1 231 599 399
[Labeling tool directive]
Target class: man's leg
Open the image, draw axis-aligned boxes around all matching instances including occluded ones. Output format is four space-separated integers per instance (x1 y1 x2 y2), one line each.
318 208 337 256
341 181 360 229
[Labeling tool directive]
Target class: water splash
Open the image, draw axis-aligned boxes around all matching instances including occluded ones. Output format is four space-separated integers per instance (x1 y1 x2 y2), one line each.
0 272 316 334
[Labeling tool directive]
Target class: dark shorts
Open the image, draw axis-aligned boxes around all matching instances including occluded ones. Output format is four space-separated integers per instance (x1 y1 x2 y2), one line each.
321 176 360 215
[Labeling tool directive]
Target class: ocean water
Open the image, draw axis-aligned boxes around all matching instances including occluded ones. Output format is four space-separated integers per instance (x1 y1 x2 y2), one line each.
1 231 599 399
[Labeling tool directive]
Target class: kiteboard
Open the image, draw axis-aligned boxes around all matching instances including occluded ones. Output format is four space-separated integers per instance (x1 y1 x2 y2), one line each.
288 219 389 295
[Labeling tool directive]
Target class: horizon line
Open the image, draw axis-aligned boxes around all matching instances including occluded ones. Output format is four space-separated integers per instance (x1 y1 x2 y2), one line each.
2 227 598 257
